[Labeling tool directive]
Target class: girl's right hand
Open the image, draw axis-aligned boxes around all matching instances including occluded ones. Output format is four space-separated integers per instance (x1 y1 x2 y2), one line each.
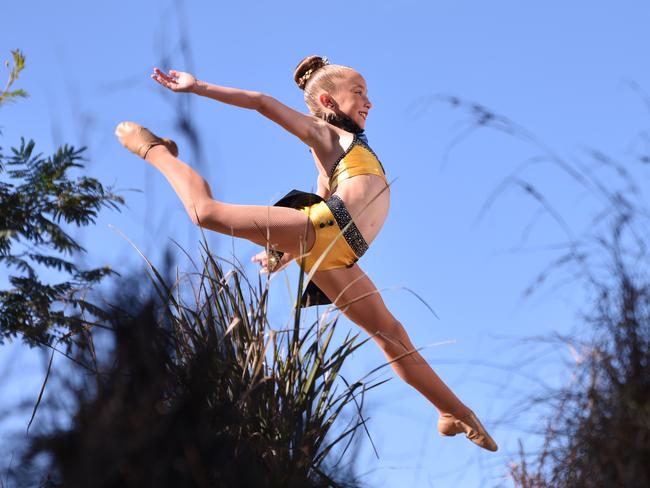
151 67 197 93
251 250 293 274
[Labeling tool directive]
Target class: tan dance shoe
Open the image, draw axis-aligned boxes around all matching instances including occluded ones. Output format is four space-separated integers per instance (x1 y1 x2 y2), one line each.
438 411 498 452
115 121 179 159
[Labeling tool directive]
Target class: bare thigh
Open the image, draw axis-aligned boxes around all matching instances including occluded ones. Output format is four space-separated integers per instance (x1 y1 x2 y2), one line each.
197 200 316 257
311 264 399 333
312 265 423 377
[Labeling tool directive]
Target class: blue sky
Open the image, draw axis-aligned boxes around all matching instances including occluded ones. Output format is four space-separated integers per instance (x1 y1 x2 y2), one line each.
2 1 650 486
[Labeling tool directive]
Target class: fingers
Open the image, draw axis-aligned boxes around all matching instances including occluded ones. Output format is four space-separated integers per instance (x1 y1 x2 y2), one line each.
153 67 176 81
150 73 166 87
151 74 176 91
251 253 269 274
151 67 179 91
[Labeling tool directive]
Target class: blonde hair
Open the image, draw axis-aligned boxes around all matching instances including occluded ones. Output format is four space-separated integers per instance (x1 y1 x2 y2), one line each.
293 55 353 119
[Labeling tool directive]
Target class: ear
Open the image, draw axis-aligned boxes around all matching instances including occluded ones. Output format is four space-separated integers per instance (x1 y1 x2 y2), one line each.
318 92 336 110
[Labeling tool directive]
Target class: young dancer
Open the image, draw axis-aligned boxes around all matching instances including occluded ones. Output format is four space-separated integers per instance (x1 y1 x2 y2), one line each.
115 55 497 451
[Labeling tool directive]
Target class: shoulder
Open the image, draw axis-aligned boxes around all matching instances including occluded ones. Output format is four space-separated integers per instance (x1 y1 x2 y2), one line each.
311 122 355 154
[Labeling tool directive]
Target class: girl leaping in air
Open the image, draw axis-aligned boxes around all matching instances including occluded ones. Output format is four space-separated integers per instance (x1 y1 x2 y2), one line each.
115 55 497 451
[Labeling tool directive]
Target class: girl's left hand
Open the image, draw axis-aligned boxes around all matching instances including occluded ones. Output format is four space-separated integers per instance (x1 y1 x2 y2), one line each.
151 67 197 93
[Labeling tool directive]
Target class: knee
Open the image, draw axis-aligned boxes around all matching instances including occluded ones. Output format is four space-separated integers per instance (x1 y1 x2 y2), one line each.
188 204 202 226
188 199 220 228
373 320 411 351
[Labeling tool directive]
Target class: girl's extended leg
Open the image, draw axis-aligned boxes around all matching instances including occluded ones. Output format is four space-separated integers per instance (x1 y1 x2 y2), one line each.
144 145 315 255
311 263 471 417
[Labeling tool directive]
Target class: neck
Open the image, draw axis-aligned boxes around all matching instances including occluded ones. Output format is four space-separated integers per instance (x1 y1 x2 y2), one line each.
323 111 364 135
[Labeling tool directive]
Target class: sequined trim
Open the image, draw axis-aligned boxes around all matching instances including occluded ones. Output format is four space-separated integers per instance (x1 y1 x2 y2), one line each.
328 134 387 179
328 134 360 179
325 195 369 258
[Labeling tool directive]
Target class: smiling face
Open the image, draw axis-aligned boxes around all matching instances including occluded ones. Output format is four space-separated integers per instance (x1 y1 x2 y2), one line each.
319 69 372 130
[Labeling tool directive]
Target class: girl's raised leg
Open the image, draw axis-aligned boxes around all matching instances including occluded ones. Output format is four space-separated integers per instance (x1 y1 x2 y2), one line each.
144 145 315 254
116 122 315 256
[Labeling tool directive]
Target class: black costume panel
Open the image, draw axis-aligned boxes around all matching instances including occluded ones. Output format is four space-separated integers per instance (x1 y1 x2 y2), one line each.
272 189 332 307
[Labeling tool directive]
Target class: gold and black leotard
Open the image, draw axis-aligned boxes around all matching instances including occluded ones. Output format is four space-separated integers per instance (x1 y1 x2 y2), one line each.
272 131 388 307
329 133 388 192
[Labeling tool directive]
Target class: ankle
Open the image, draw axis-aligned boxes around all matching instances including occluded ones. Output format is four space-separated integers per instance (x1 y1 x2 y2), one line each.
443 407 472 418
144 144 170 161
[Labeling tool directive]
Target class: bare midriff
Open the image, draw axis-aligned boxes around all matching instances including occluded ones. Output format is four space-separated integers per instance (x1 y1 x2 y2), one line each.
331 174 390 246
310 131 390 247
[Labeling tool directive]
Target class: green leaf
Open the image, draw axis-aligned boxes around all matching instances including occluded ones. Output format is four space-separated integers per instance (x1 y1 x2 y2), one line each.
11 49 26 78
1 49 28 107
3 89 28 101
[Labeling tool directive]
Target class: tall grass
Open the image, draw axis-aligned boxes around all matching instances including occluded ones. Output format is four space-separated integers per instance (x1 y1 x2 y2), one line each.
431 94 650 486
14 234 383 487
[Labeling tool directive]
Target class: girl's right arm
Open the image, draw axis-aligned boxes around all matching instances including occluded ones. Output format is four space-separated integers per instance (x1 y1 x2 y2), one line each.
152 67 327 147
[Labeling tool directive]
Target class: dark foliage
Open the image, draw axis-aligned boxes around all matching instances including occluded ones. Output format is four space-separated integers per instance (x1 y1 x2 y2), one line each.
0 138 124 347
26 301 276 488
12 249 366 488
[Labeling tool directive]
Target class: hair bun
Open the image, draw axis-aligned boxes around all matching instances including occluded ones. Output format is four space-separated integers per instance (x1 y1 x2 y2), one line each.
293 55 329 90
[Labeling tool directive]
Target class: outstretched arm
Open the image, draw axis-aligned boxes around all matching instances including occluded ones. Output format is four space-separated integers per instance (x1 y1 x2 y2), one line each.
151 67 261 108
151 67 325 146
